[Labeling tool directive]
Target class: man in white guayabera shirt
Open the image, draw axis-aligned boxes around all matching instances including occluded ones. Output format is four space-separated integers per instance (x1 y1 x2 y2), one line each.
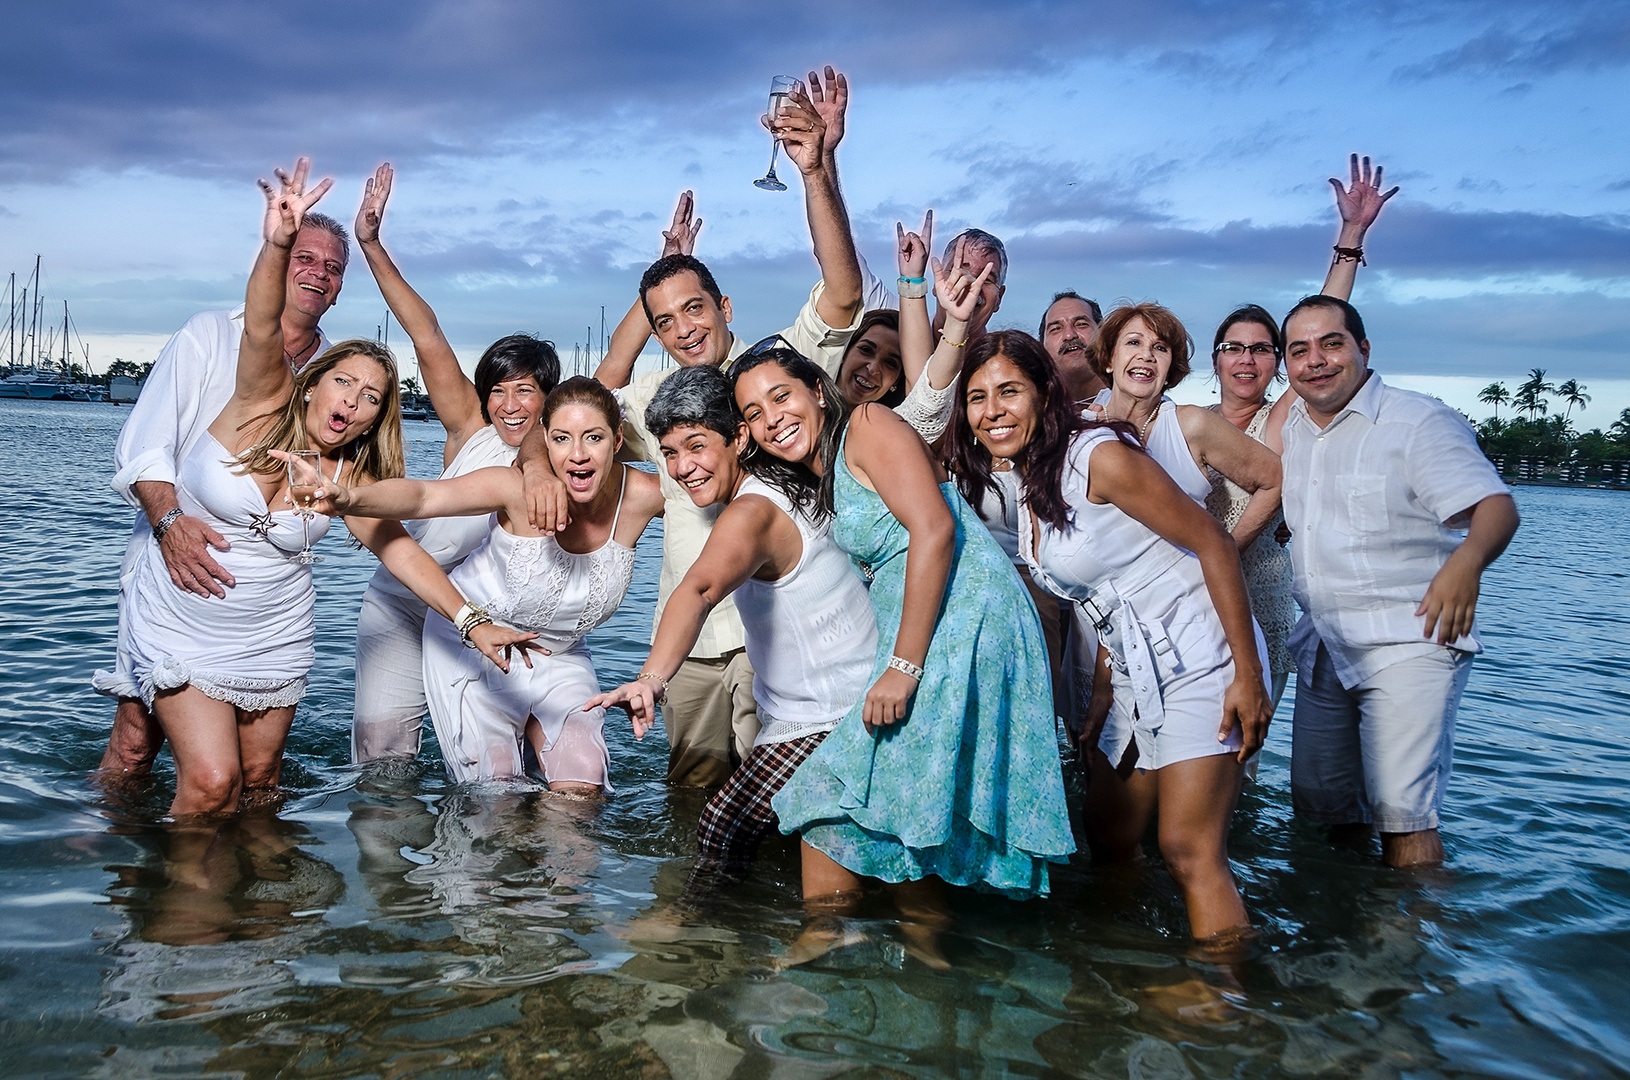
1279 295 1519 868
92 214 350 776
522 69 867 787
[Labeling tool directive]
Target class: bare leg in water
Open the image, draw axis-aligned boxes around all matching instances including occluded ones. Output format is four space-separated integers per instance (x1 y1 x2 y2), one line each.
780 841 955 970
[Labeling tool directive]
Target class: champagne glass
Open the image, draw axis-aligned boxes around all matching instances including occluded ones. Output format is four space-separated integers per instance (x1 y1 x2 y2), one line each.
753 75 800 192
286 450 324 565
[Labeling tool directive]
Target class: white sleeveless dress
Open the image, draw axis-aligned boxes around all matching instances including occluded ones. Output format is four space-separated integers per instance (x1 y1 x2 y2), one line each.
1091 390 1211 505
421 467 636 788
731 476 877 747
352 425 518 762
96 432 337 708
1020 429 1267 771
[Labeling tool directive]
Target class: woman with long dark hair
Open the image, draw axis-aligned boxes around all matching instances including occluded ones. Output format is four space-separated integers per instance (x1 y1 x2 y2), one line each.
726 340 1072 959
944 329 1271 945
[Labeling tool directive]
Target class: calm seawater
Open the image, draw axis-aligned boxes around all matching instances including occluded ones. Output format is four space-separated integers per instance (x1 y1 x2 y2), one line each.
1 397 1627 1080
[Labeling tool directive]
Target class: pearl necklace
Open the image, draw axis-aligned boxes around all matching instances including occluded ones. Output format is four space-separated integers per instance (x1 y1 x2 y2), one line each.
1139 401 1161 444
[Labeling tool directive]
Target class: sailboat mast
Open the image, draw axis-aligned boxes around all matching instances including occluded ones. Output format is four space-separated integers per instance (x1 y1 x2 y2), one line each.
30 256 41 370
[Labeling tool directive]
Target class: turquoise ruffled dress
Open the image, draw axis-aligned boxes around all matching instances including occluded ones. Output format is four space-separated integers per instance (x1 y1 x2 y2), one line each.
770 432 1075 898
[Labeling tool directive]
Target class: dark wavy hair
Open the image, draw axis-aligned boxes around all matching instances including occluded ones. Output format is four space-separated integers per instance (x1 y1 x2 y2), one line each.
944 330 1143 532
729 347 848 523
1088 302 1195 390
474 333 561 422
840 309 906 408
639 254 725 327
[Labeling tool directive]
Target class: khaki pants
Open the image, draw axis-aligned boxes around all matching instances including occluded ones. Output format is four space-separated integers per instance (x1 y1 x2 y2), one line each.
661 650 759 787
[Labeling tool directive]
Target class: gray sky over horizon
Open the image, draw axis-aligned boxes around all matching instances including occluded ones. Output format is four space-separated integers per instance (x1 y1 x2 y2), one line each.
2 0 1626 418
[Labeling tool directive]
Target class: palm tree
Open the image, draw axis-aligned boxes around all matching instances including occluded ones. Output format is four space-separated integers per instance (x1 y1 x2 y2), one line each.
1516 368 1554 420
1478 382 1510 419
1611 408 1630 443
1557 379 1590 418
401 375 422 397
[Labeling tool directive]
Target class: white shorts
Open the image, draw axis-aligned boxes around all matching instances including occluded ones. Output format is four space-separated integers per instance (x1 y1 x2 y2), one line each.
1291 640 1473 833
352 585 431 763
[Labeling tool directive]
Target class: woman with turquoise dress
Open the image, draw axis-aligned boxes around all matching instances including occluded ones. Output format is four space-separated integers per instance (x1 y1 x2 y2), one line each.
728 334 1074 929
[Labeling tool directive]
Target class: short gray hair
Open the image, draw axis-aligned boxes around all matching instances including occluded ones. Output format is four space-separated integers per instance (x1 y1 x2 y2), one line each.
300 212 351 273
944 228 1007 285
645 364 741 441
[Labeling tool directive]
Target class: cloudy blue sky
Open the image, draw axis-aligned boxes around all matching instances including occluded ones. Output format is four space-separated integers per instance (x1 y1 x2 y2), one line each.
2 1 1626 420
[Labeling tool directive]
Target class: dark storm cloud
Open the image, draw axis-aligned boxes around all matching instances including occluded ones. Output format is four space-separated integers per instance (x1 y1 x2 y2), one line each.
0 0 1547 180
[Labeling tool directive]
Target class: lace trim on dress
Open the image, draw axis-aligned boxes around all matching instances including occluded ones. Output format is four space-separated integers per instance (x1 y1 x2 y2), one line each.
136 656 306 710
752 707 841 748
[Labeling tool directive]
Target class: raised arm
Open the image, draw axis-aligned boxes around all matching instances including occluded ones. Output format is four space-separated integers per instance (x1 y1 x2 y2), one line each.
233 158 334 413
584 496 787 736
354 163 485 459
896 211 934 388
919 238 991 392
595 190 703 389
347 515 538 673
843 404 955 731
1321 153 1398 302
771 75 863 331
1088 440 1271 760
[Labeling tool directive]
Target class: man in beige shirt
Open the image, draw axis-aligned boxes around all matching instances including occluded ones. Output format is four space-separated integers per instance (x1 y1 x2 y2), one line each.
522 71 865 785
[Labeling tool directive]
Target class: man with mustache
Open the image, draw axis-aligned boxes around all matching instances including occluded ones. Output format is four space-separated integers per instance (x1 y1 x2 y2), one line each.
1038 290 1106 405
93 212 350 778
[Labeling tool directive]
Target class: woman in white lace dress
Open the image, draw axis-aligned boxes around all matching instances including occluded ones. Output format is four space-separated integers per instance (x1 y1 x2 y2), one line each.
313 378 665 793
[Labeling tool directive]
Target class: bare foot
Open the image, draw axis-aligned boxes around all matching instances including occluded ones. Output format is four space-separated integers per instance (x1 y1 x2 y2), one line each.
899 922 951 970
1137 977 1248 1027
775 917 866 971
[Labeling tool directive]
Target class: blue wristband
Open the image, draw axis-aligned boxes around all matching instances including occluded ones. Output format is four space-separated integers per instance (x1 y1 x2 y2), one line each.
898 276 925 284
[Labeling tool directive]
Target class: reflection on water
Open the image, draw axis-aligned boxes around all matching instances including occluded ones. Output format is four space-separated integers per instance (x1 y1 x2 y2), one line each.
2 399 1628 1079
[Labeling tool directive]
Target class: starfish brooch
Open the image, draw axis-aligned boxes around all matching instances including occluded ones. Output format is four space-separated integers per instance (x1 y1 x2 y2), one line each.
247 511 275 541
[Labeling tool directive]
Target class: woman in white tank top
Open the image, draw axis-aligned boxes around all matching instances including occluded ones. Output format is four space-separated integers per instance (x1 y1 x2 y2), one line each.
311 378 666 793
349 164 563 764
584 365 877 879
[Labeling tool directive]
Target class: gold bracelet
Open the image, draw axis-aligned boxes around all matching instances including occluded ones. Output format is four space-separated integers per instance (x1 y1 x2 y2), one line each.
637 671 669 700
940 331 968 349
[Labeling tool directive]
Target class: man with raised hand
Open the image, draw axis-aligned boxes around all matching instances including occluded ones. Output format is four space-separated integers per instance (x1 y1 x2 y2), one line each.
1279 295 1519 867
93 203 350 778
522 69 865 787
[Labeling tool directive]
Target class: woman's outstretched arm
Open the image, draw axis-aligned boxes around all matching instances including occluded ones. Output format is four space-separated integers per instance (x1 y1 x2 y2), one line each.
279 455 522 522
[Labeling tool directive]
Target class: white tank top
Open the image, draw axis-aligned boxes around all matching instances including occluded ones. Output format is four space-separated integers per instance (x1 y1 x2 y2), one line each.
1091 390 1211 505
371 425 519 600
733 476 879 745
450 466 637 654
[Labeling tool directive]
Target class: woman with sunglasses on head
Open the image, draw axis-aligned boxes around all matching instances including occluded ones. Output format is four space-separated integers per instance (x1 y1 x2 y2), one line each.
724 345 1073 963
946 330 1271 950
1205 155 1398 704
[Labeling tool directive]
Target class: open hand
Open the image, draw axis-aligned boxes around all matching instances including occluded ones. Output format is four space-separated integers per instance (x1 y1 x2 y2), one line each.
468 622 544 674
896 209 932 281
764 87 827 177
159 515 235 597
258 157 333 248
1219 673 1272 761
661 189 702 258
1329 153 1399 236
354 162 393 246
806 66 848 155
582 681 661 740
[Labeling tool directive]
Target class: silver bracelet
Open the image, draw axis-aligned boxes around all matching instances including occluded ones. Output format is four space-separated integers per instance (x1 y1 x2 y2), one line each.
887 655 924 681
151 508 185 542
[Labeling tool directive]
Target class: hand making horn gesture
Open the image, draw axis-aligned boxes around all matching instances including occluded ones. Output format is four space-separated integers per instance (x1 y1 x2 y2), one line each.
931 236 995 343
257 156 333 249
896 208 933 284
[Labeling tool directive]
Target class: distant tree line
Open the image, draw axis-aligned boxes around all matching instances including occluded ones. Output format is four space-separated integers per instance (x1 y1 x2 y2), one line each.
1474 369 1630 480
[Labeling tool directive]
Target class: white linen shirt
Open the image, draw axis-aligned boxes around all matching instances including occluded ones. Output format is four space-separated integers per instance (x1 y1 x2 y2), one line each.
616 290 861 657
1282 371 1510 688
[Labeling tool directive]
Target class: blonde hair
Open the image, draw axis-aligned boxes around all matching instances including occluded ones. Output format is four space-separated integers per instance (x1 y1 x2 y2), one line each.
235 338 405 484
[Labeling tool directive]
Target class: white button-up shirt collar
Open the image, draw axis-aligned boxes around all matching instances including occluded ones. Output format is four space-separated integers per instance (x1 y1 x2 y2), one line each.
1282 371 1511 688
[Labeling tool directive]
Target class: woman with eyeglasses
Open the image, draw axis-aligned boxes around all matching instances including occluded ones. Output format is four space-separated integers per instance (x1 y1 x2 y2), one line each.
1206 155 1398 703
